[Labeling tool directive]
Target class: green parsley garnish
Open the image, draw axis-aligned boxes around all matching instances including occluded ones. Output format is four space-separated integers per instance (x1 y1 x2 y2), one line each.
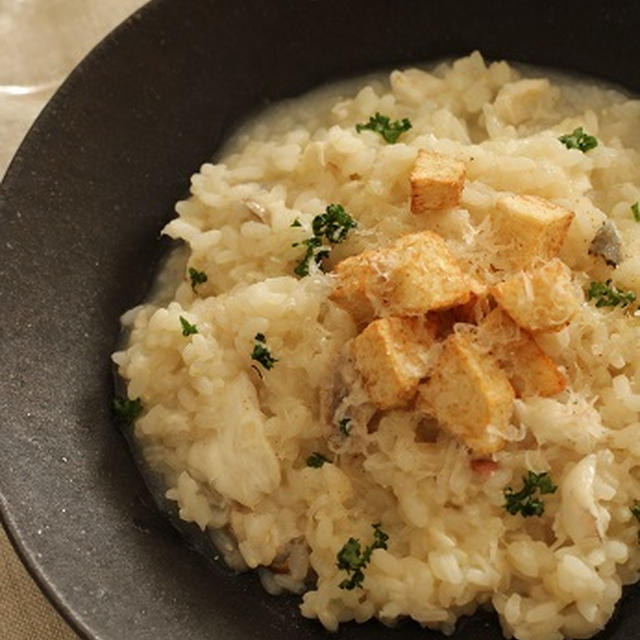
587 280 637 308
356 112 412 143
339 417 352 436
188 267 208 291
504 471 557 517
251 333 278 370
558 127 598 152
306 452 330 468
293 236 330 277
179 316 198 336
312 204 358 243
290 218 302 227
631 202 640 223
293 204 357 277
336 523 389 590
112 396 143 424
631 503 640 522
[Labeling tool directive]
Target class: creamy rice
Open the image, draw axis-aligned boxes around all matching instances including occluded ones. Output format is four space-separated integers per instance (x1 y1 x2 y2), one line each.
112 52 640 639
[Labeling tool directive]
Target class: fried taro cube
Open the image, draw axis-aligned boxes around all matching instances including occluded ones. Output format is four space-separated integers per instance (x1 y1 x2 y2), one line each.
353 315 438 409
417 333 515 454
410 150 466 214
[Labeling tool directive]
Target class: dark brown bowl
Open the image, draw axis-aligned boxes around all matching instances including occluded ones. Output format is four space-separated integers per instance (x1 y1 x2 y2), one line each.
1 1 639 638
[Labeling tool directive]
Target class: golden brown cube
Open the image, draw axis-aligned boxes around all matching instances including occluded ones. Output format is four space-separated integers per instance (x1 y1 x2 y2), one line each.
382 232 472 315
490 258 580 333
410 150 466 214
490 194 574 270
354 316 438 409
331 252 377 327
417 332 515 455
478 308 566 398
330 231 471 325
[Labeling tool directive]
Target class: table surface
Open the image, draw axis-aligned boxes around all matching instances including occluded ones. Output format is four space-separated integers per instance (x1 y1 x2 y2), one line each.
0 1 147 637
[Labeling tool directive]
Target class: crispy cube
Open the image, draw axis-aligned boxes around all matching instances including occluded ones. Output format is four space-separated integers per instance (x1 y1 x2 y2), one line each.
354 316 438 409
490 258 580 333
478 309 566 397
331 252 377 326
509 340 567 398
410 150 466 214
382 233 472 315
490 194 574 270
417 333 515 454
330 231 471 325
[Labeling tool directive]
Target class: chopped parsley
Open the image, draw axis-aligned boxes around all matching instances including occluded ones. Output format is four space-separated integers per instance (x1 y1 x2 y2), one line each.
179 316 198 336
631 503 640 522
632 202 640 223
356 112 412 143
339 417 352 436
293 236 330 277
293 204 357 276
336 523 389 590
251 333 278 370
188 267 208 291
306 452 330 468
290 218 302 227
558 127 598 152
112 396 143 424
312 204 358 243
587 280 637 308
504 471 557 517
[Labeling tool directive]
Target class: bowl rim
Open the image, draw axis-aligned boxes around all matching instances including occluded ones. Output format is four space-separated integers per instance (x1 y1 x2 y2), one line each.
1 1 640 639
0 2 159 638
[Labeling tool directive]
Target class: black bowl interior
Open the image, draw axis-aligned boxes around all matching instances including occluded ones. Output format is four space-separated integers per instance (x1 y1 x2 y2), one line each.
1 1 640 639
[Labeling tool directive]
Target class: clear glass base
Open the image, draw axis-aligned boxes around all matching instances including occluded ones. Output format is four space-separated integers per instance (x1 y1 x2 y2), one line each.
0 0 145 93
0 0 147 174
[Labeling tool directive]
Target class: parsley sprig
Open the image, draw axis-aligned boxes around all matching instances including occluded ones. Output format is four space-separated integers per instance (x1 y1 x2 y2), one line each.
306 452 330 468
293 236 331 277
356 112 412 143
336 523 389 590
188 267 208 291
251 333 278 370
587 280 637 308
293 204 357 276
179 316 198 336
631 202 640 223
504 471 557 517
312 204 358 243
558 127 598 152
112 396 143 424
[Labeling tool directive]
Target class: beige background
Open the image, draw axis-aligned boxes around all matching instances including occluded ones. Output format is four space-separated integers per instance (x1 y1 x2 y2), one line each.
1 1 147 637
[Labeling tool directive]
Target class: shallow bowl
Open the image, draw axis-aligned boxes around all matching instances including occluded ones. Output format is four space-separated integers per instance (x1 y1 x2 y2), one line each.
1 0 639 638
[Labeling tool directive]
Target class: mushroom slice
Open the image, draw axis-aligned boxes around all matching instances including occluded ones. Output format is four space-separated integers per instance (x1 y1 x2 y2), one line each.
588 221 623 267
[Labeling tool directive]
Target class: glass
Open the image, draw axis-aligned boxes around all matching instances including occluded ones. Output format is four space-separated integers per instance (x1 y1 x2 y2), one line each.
0 0 147 174
0 0 146 94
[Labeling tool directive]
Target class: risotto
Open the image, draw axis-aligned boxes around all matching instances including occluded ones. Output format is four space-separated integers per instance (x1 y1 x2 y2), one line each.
112 52 640 640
